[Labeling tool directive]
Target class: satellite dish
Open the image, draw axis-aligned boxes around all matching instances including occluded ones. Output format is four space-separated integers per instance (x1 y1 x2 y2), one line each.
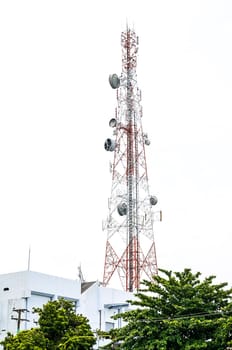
109 74 120 89
117 202 127 216
104 138 116 152
109 118 117 127
150 196 158 206
143 133 150 145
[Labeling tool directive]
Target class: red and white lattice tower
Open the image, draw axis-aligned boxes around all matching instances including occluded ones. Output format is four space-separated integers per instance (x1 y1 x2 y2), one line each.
103 27 161 292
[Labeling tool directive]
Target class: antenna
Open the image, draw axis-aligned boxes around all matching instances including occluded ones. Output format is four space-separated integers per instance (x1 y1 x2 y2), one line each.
78 264 85 283
27 246 31 271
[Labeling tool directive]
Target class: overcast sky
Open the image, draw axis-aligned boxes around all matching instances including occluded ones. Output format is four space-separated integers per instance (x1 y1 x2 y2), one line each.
0 0 232 288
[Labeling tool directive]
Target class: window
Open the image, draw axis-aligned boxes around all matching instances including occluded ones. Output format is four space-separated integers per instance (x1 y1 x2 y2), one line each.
105 322 114 332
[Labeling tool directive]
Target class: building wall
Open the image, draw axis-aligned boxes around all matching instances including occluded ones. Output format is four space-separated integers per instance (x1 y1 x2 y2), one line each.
0 271 134 349
78 282 133 332
78 282 101 331
0 270 81 344
78 282 134 349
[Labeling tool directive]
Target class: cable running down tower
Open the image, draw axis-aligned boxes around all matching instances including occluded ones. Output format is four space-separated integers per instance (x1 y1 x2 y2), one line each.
103 28 161 292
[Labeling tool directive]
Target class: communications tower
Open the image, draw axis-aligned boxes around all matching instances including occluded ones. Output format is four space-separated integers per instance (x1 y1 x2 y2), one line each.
103 27 161 292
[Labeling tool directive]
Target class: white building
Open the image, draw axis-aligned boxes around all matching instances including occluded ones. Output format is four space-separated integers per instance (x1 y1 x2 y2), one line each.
79 281 134 348
0 271 134 349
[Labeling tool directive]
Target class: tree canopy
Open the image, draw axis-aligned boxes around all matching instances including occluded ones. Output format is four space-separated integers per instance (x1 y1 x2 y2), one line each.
105 268 232 349
1 298 96 350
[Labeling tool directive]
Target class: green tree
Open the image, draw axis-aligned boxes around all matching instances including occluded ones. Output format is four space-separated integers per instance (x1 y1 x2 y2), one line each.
1 328 47 349
105 268 232 349
1 298 96 350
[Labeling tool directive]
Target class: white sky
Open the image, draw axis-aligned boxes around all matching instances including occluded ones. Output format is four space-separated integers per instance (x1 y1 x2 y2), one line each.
0 0 232 287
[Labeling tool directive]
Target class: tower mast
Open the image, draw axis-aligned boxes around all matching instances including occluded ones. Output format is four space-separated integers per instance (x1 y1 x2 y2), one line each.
103 28 161 292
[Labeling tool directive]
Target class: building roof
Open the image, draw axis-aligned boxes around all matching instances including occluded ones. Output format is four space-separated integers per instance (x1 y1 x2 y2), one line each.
0 270 81 300
81 281 96 293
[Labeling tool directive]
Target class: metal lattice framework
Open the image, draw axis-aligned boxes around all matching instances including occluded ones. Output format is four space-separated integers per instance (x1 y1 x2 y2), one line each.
103 28 161 292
